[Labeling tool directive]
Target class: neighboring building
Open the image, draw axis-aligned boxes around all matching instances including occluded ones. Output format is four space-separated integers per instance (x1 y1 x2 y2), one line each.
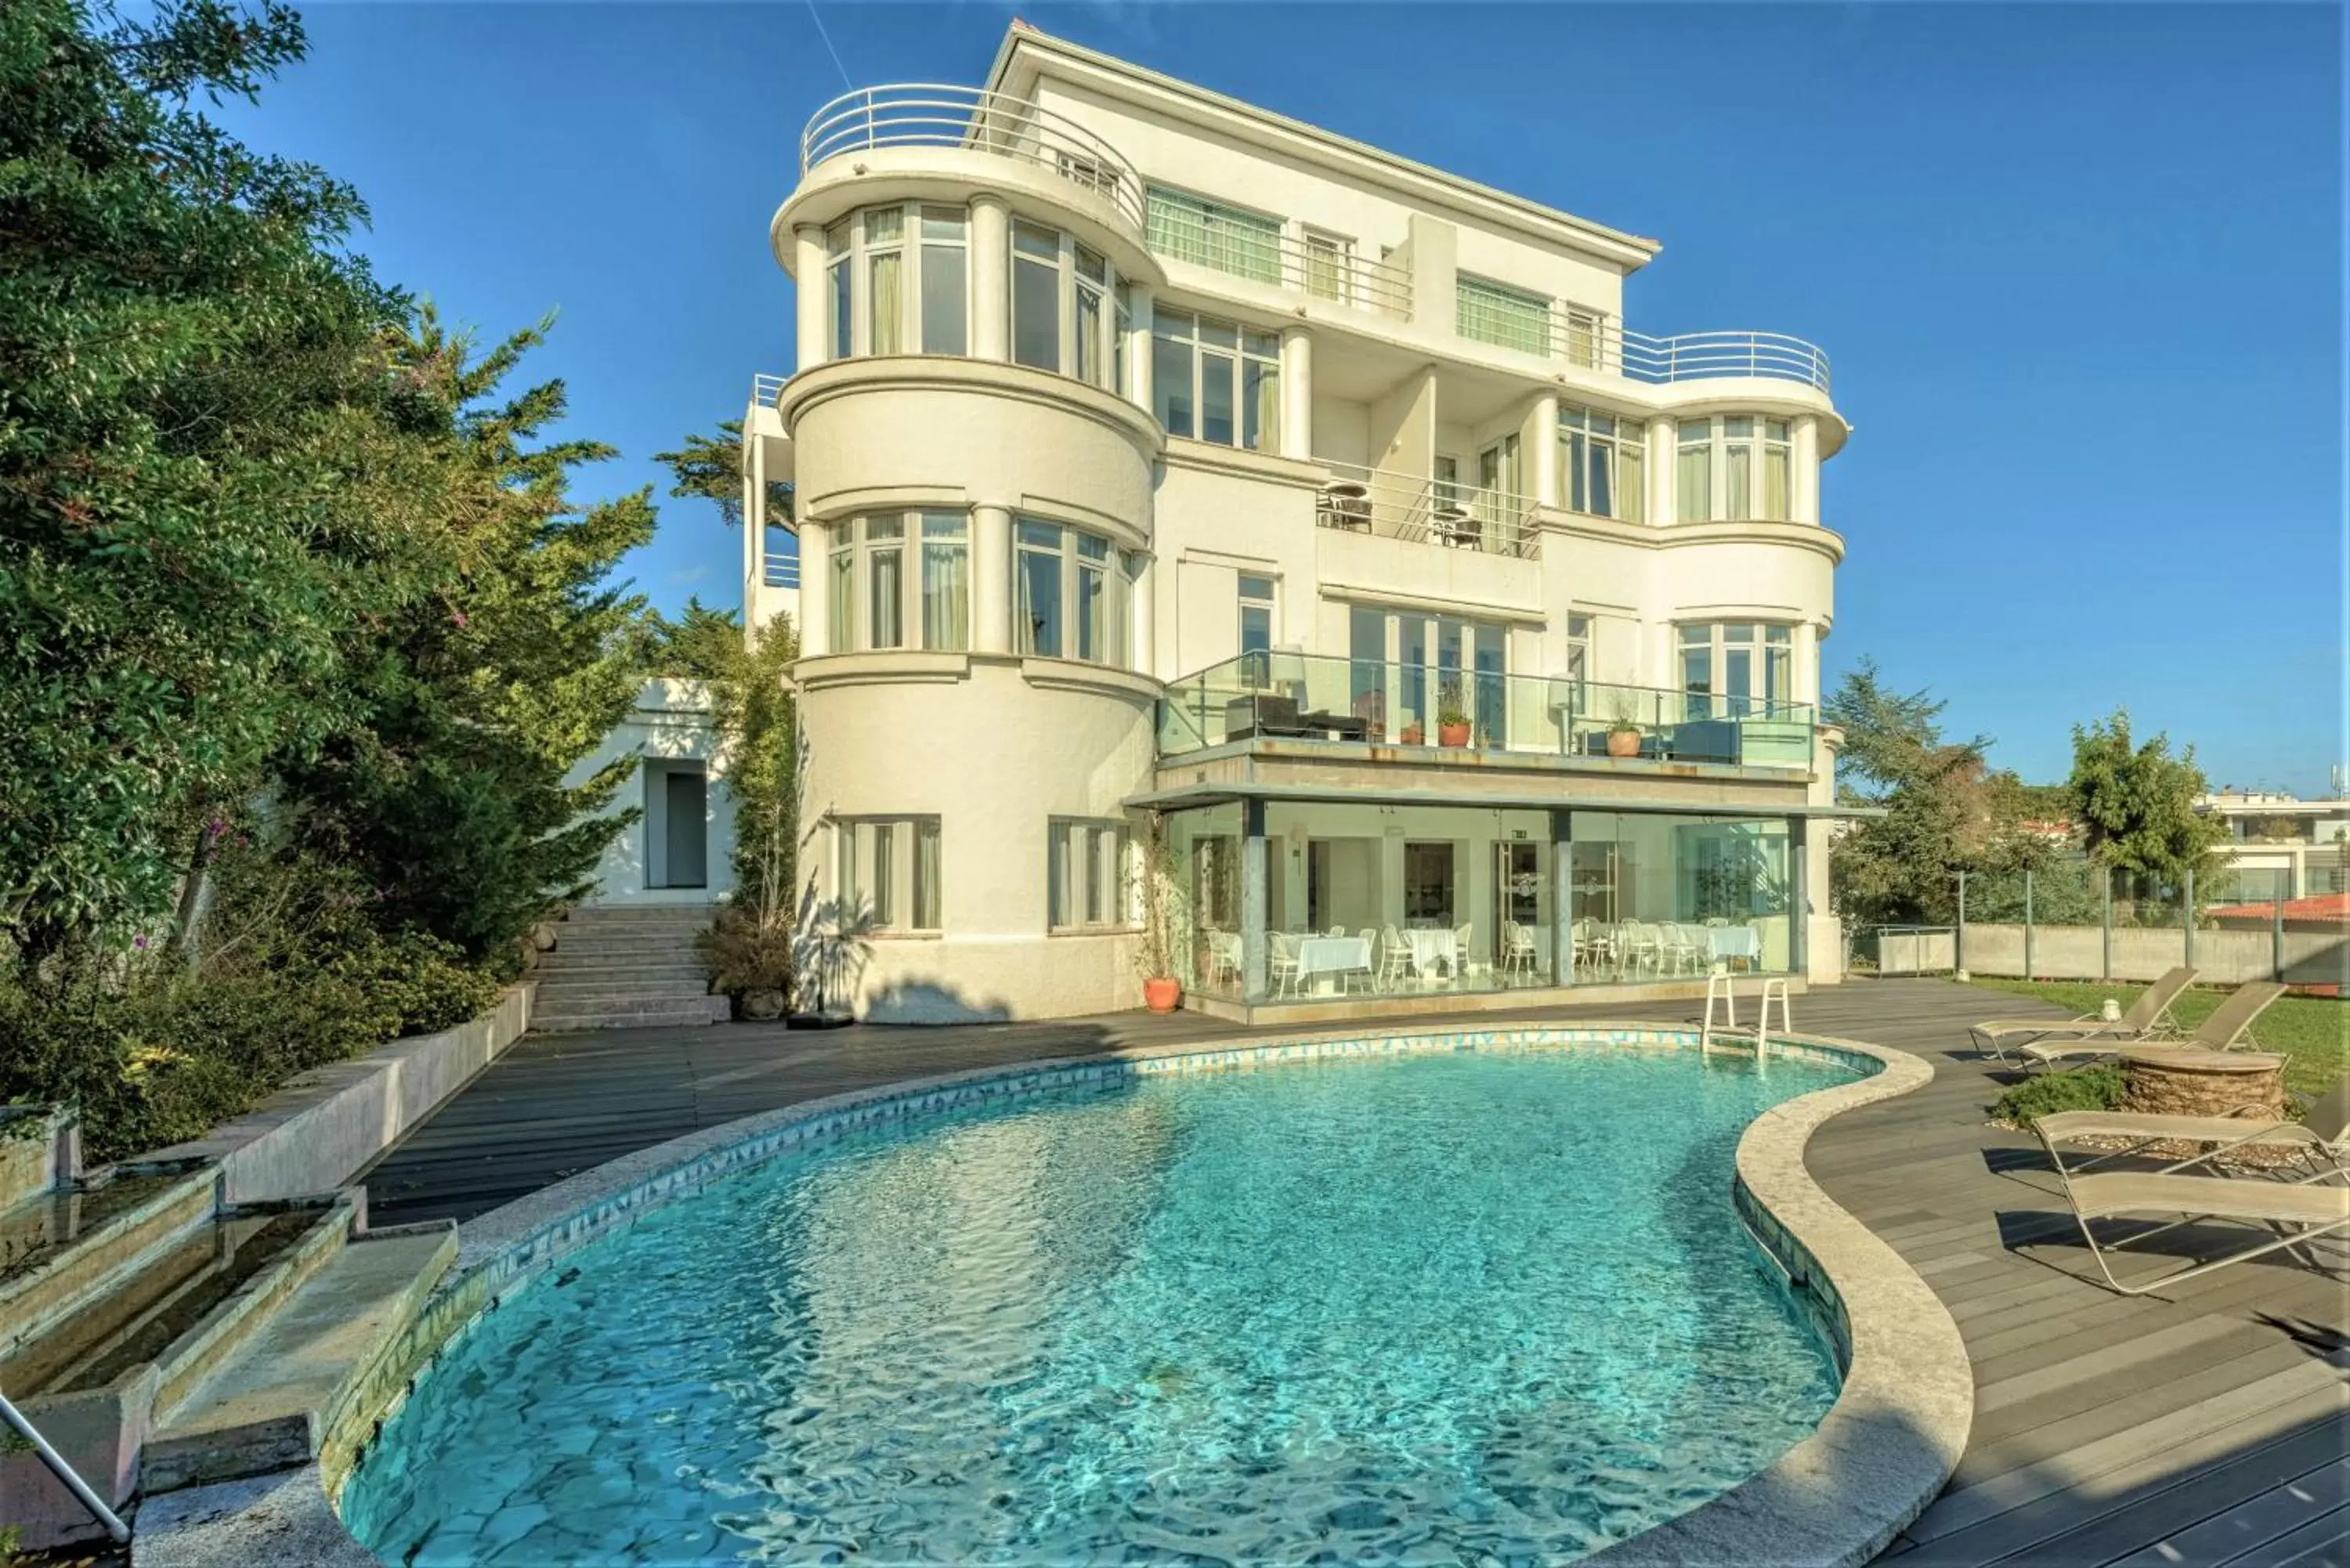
2196 790 2350 905
742 23 1860 1022
573 680 737 906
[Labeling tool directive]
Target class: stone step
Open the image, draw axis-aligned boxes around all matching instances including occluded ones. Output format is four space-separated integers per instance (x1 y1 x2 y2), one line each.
142 1223 457 1495
535 977 714 1006
0 1170 217 1369
562 905 714 927
534 989 726 1017
533 956 710 982
547 932 708 958
533 997 732 1032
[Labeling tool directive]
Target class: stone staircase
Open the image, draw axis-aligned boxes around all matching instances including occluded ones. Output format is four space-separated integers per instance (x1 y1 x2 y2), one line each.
532 904 730 1031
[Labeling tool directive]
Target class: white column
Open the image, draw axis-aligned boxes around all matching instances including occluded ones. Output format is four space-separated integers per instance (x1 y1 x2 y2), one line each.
799 518 833 656
1794 619 1821 706
1647 416 1675 526
1279 325 1313 461
973 504 1013 654
1126 280 1154 407
1130 552 1156 674
794 226 829 374
1531 393 1560 508
1793 414 1822 525
970 195 1010 363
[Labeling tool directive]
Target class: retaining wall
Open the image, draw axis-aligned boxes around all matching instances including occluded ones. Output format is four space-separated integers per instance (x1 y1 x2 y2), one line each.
1878 923 2346 988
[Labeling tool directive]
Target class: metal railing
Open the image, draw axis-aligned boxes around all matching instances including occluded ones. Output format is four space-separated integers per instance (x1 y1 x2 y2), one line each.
763 550 801 589
1546 316 1831 392
2 1390 130 1543
1157 648 1816 766
750 373 786 407
1145 204 1412 318
1316 461 1538 559
800 85 1147 233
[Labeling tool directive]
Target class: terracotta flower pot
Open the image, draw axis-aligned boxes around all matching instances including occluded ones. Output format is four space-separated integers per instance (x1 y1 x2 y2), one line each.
1142 976 1182 1013
1399 724 1426 746
1438 721 1472 748
1606 728 1641 757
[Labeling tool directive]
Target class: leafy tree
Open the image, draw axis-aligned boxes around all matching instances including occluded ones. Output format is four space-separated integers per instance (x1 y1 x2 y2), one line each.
649 597 743 681
2066 710 2227 909
0 0 413 959
699 614 800 1005
276 310 655 963
653 419 792 529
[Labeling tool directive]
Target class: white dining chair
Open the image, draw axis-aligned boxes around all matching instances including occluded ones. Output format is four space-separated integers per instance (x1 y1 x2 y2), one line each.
1502 920 1539 981
1267 930 1302 997
1376 924 1414 992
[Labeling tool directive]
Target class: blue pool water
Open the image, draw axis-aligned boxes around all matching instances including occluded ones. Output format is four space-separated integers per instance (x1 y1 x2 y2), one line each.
344 1046 1851 1566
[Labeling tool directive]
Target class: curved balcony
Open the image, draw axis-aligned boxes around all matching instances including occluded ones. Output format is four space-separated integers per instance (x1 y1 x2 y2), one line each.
1622 330 1831 393
799 85 1147 234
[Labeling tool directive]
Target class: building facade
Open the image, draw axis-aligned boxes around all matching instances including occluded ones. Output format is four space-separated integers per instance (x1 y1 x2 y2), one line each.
744 25 1857 1023
573 680 737 908
2197 790 2350 906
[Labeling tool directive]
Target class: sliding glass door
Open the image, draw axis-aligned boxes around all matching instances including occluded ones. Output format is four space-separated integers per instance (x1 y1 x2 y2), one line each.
1349 605 1509 746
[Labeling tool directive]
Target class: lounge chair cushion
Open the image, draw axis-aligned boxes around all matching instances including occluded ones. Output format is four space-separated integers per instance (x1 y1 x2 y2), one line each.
2036 1109 2333 1150
2066 1172 2350 1226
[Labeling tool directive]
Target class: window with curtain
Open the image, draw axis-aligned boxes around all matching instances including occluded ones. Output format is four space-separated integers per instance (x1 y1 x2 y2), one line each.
1004 220 1120 387
1301 229 1351 302
1561 306 1603 368
1456 273 1550 356
1016 518 1127 666
1561 405 1646 522
1047 818 1133 930
836 817 942 930
1679 622 1797 717
1151 307 1278 452
828 512 971 653
1011 220 1061 372
1674 416 1795 521
824 203 970 360
1144 186 1281 284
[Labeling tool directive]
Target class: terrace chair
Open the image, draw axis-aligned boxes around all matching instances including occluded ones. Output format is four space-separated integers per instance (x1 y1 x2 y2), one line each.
1267 930 1302 999
1376 925 1415 992
2036 1078 2350 1186
2033 1129 2350 1295
1618 920 1661 977
1501 920 1539 981
2019 981 2287 1071
1969 966 2197 1063
1661 923 1705 975
1452 921 1473 981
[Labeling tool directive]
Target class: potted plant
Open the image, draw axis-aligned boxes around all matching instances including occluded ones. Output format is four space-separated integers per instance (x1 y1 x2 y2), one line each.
1135 815 1187 1013
1399 721 1426 745
1437 699 1472 749
1604 695 1643 758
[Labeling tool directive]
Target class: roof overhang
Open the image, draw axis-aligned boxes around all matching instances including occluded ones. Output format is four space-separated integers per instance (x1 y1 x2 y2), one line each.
1123 779 1885 819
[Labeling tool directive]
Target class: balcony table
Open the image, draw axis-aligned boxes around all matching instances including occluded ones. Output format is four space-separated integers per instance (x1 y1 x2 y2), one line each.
1317 481 1372 532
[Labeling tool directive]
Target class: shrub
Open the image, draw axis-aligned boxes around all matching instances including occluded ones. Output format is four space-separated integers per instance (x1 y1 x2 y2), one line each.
1990 1065 2125 1128
699 903 793 1002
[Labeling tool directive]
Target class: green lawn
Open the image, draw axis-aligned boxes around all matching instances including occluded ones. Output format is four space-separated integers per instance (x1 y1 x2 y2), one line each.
1972 977 2349 1099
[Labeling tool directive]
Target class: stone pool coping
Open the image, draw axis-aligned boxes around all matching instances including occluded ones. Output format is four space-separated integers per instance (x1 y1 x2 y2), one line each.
182 1021 1970 1568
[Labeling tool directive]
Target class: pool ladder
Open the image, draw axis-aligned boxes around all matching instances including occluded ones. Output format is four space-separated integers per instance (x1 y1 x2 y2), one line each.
1700 970 1790 1056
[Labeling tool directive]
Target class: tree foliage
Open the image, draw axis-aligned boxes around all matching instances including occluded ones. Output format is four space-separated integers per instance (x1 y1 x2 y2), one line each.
653 418 792 529
2066 710 2227 897
698 613 800 1002
649 597 744 681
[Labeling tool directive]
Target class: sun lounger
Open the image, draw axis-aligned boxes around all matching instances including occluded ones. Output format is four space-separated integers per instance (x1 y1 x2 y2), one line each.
2032 1162 2350 1295
2019 981 2287 1070
1969 966 2196 1062
2036 1079 2350 1183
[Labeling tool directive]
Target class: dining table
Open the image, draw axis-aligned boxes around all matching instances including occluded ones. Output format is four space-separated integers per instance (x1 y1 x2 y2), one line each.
1401 927 1460 977
1706 926 1761 963
1294 934 1373 992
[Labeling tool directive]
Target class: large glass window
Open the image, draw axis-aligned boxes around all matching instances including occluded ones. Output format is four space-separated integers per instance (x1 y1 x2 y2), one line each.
1342 605 1509 746
1569 812 1793 979
1015 518 1129 667
1152 307 1279 451
1144 186 1281 284
826 512 971 653
1562 406 1646 522
1238 573 1275 680
824 204 969 361
1007 221 1120 388
918 207 967 356
1456 273 1550 356
826 220 852 359
1676 417 1794 522
835 817 942 931
1048 818 1132 931
1679 623 1795 717
1011 220 1061 373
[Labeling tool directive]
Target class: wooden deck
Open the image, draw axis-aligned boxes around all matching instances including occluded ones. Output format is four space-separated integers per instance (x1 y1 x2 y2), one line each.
360 978 2349 1566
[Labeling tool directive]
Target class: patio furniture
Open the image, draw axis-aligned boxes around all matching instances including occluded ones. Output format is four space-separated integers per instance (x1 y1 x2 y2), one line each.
2030 1158 2350 1297
1300 710 1370 742
1501 921 1540 980
1376 925 1417 991
1660 923 1705 974
1294 934 1372 993
1267 930 1302 997
1707 924 1761 970
1452 922 1473 978
1668 718 1742 765
1970 966 2197 1063
2019 981 2285 1071
1618 920 1661 977
2036 1079 2350 1184
1204 930 1242 988
1429 504 1477 547
1225 693 1307 740
1316 480 1371 532
1401 926 1459 977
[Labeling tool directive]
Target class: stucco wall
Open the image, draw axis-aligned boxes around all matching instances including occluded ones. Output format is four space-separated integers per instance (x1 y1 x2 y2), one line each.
573 679 737 907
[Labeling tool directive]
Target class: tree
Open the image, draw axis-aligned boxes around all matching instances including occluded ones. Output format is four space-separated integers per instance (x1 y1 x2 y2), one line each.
275 309 655 963
2066 710 2227 908
649 598 743 680
697 614 800 1008
653 419 792 529
0 0 413 959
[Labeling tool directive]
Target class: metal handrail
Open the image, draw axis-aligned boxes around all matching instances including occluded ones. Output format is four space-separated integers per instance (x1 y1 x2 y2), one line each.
799 84 1146 232
750 373 786 407
1146 205 1412 318
1318 461 1538 559
2 1389 131 1543
1542 314 1831 392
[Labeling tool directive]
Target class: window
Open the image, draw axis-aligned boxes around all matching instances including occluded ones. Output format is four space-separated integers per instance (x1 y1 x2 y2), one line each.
1301 229 1352 302
1404 842 1456 924
1238 573 1275 666
1144 186 1280 284
1008 220 1120 388
1679 623 1796 717
1564 614 1593 688
1561 305 1603 369
823 204 970 360
1048 818 1132 930
1676 417 1794 522
826 512 971 653
835 817 942 930
1457 273 1549 356
1347 605 1509 746
1015 518 1129 667
1152 308 1279 451
1562 406 1646 522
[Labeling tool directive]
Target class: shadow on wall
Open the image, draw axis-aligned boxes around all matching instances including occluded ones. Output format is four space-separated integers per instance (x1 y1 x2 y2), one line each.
793 888 874 1014
862 979 1015 1027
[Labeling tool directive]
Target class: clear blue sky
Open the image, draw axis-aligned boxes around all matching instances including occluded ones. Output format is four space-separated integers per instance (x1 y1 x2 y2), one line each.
211 2 2345 793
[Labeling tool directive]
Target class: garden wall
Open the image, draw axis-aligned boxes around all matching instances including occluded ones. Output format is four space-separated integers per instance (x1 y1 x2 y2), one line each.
1877 923 2346 989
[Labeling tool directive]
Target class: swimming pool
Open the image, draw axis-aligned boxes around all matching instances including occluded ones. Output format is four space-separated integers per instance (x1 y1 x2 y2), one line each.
342 1043 1856 1565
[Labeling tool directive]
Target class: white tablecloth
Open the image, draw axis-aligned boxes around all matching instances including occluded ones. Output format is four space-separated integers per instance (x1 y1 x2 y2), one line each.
1401 928 1460 974
1295 935 1373 979
1708 926 1760 961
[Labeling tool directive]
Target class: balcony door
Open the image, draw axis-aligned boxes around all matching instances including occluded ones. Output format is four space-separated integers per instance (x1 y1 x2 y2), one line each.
1347 606 1507 746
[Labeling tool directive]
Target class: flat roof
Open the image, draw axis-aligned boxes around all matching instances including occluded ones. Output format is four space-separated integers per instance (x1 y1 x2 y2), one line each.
1125 779 1884 818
